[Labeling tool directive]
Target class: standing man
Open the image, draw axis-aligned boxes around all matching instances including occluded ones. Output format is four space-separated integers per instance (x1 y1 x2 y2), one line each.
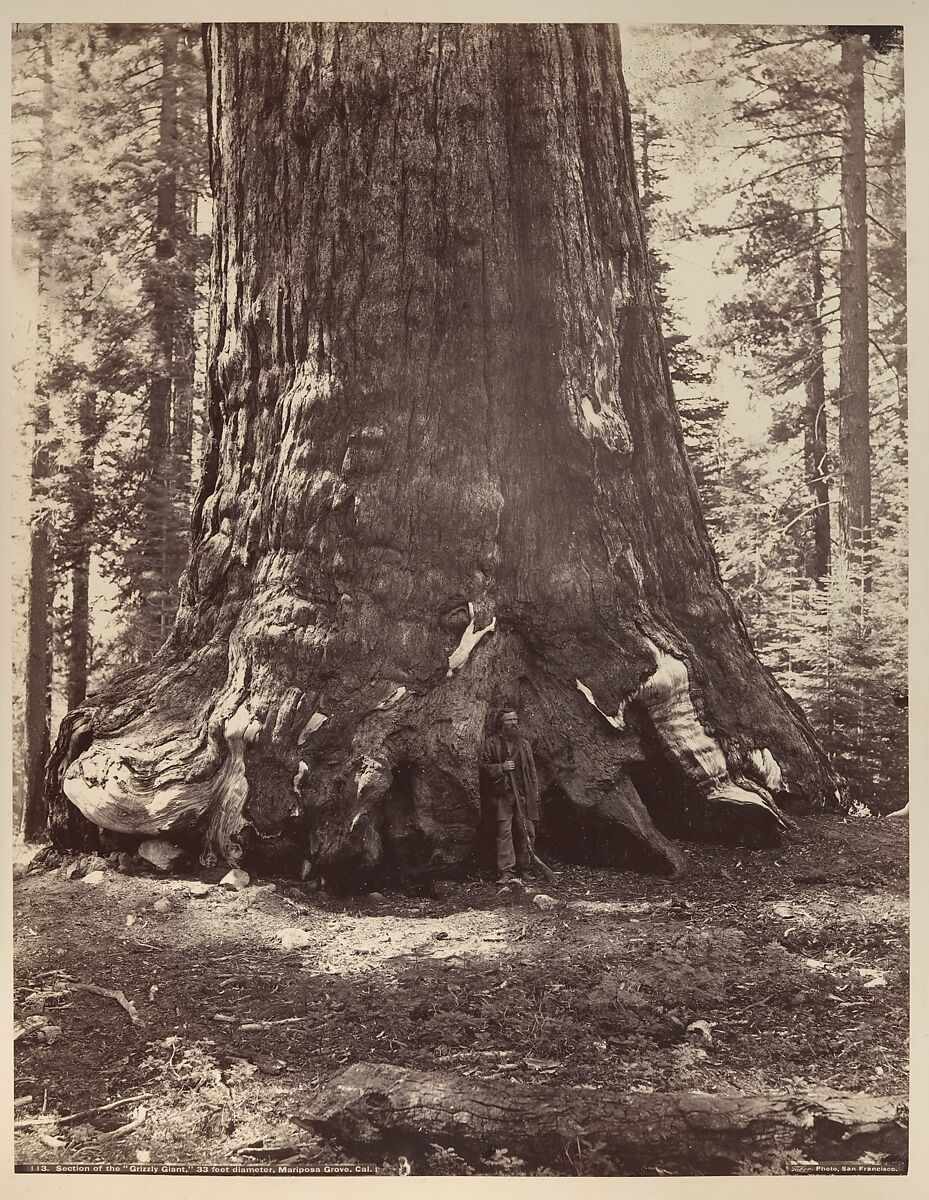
482 709 540 885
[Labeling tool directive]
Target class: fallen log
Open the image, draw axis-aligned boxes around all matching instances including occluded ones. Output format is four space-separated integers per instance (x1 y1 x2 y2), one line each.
300 1063 907 1175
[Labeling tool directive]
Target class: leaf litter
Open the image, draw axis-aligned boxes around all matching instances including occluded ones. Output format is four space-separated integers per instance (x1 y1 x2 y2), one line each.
13 812 907 1171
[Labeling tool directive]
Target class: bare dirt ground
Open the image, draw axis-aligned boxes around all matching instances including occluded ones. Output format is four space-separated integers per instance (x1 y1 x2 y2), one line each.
13 812 908 1176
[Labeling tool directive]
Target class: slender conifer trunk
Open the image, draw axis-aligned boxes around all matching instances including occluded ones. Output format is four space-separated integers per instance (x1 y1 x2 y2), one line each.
138 26 181 652
66 388 97 708
21 31 54 843
804 222 830 584
837 33 871 590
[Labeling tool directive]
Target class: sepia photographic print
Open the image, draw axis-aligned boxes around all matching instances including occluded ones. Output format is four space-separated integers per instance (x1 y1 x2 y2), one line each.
8 0 917 1181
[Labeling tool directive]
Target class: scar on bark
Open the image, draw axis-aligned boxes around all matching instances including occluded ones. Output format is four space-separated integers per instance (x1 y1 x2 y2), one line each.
578 641 794 843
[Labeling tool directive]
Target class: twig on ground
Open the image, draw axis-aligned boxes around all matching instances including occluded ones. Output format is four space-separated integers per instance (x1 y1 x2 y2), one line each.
68 982 142 1024
14 1095 34 1108
15 1092 153 1130
100 1107 148 1140
740 992 778 1011
239 1016 311 1030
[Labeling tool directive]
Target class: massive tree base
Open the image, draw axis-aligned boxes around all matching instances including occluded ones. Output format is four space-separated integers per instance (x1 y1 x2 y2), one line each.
300 1062 907 1174
46 621 817 887
45 24 837 885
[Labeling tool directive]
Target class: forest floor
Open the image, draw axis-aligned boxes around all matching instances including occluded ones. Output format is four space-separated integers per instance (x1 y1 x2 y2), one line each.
13 812 908 1177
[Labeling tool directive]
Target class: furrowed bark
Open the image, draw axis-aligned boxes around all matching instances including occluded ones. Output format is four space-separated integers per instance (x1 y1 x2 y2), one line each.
301 1062 908 1174
47 24 838 882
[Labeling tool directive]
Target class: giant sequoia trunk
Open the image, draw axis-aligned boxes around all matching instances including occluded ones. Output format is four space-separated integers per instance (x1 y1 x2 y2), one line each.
47 24 837 883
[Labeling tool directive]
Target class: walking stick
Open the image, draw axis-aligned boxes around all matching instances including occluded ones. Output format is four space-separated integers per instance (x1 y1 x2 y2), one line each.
504 766 558 884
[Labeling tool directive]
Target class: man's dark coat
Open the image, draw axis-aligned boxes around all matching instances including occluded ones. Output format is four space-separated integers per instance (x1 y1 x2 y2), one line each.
481 733 540 821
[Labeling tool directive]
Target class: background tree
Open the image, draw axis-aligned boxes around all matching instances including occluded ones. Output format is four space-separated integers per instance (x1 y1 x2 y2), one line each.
11 22 210 833
625 23 906 812
47 23 835 886
691 29 844 585
15 25 54 840
835 30 870 589
132 24 208 657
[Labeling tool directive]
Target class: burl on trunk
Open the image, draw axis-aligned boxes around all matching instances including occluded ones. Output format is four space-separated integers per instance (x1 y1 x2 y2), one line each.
46 24 836 886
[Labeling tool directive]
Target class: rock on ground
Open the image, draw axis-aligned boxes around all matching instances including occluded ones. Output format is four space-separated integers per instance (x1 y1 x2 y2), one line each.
279 928 313 950
181 882 212 898
220 869 251 890
64 855 108 880
138 840 186 872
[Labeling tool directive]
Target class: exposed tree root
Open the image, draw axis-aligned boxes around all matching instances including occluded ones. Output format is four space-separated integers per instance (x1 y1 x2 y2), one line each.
47 626 805 882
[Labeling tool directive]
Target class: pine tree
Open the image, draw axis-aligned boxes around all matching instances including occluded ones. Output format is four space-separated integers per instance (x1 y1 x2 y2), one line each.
133 27 202 655
835 30 871 590
14 24 54 840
